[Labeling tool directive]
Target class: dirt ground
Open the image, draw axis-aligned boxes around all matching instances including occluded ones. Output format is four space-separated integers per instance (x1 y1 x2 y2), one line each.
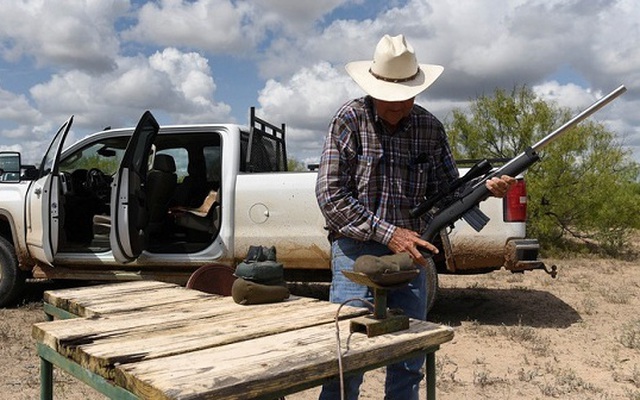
2 255 639 399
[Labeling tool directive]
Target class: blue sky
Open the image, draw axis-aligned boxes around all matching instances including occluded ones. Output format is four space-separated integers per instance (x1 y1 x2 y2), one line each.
0 0 638 165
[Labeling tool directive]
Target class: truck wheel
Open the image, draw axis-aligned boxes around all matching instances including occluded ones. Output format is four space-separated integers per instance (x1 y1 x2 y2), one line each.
425 257 439 314
0 236 26 307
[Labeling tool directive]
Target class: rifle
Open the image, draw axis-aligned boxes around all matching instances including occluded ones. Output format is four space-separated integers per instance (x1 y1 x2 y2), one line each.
410 84 627 244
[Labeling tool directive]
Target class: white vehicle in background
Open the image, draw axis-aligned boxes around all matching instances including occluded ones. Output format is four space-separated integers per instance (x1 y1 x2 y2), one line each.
0 109 549 311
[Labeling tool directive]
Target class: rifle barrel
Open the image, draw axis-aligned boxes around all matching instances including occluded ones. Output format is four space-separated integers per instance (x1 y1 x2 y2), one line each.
532 85 626 152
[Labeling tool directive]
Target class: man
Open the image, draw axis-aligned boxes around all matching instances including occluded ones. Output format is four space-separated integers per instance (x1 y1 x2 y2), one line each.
315 34 513 399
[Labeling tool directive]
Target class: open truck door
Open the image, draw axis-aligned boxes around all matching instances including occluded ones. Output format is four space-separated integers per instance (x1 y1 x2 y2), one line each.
26 116 74 265
110 111 160 263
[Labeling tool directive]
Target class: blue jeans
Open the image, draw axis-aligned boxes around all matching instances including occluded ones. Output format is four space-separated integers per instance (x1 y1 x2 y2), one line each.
319 237 428 400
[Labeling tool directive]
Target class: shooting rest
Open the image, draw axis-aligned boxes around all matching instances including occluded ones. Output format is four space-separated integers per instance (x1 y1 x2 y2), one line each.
342 269 419 337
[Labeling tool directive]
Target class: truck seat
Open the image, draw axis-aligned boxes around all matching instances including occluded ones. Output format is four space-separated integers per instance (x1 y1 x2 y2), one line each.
146 154 177 235
172 190 219 234
172 162 209 208
92 155 179 238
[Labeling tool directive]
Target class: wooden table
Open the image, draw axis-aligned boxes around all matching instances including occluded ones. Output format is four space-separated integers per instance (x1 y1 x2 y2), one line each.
33 281 454 399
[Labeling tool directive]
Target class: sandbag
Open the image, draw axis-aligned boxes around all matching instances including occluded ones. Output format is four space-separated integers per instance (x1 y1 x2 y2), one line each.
353 253 414 275
234 260 284 285
244 245 277 262
231 278 290 305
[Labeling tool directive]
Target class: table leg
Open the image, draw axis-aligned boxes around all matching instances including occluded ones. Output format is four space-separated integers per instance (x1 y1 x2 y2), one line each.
426 352 436 400
40 356 53 400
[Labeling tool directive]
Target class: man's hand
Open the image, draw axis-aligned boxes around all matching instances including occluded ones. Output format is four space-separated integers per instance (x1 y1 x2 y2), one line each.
388 227 438 267
485 175 516 198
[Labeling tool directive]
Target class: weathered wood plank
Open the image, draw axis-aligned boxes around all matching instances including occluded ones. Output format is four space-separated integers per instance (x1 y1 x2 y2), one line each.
65 300 366 378
35 294 293 346
34 295 229 346
44 281 183 317
65 287 213 316
114 320 454 400
34 296 367 379
34 296 325 347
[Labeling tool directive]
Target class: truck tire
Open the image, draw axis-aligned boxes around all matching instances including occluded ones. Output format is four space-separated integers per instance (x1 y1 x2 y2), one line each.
426 257 439 314
0 236 26 307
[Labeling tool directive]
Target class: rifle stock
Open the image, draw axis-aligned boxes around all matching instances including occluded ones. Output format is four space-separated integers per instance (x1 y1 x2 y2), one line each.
414 84 627 245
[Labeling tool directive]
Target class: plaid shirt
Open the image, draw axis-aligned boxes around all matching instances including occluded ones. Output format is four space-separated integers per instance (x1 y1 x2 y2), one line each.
315 96 459 245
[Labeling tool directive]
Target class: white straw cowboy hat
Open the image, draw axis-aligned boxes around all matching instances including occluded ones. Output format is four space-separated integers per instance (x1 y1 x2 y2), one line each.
345 34 444 102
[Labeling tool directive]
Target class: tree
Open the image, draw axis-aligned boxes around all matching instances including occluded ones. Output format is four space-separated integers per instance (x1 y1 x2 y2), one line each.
447 86 640 255
448 86 559 159
287 157 308 172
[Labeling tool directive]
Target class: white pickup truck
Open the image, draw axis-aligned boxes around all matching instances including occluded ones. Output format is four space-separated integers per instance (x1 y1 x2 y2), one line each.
0 109 548 309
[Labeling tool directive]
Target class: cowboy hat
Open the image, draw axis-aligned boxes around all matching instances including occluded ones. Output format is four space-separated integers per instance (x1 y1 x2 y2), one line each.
345 34 444 102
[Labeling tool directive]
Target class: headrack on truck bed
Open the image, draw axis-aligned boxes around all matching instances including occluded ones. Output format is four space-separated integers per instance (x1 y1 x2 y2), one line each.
241 107 287 172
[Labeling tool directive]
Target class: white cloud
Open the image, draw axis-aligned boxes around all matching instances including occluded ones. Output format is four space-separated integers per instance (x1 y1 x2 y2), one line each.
123 0 261 54
259 0 639 96
0 127 58 165
251 0 640 162
0 0 127 72
256 61 360 162
0 86 51 164
31 48 231 126
149 48 216 109
258 62 357 128
533 81 599 110
255 0 349 33
124 0 353 56
1 48 230 163
0 87 41 126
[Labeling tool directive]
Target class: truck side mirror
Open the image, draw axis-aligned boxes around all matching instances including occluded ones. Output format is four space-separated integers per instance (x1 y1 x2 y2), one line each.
21 165 39 181
0 152 22 182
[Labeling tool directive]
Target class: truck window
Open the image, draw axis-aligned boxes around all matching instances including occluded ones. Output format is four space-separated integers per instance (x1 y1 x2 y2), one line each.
59 137 129 175
0 152 20 182
40 126 68 177
203 146 221 187
156 148 188 182
152 132 221 209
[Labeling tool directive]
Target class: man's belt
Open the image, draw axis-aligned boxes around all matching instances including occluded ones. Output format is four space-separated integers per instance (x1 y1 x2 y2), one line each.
328 231 346 242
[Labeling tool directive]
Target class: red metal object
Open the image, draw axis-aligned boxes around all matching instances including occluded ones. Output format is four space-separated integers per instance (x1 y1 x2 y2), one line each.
504 179 527 222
